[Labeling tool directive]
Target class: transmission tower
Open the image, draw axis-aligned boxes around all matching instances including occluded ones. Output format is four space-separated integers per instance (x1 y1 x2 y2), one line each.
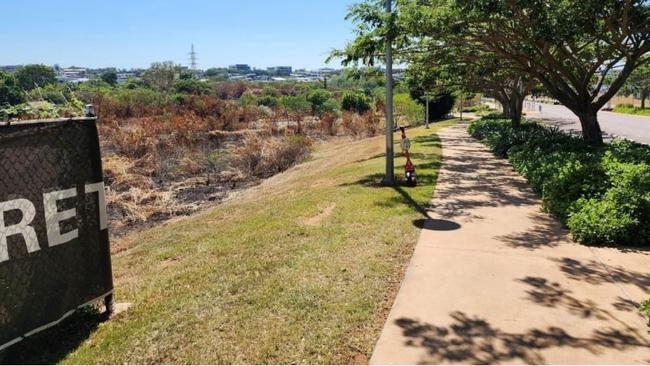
188 43 198 70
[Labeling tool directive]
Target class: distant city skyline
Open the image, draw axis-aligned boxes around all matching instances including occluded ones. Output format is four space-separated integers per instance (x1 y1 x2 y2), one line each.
0 0 357 70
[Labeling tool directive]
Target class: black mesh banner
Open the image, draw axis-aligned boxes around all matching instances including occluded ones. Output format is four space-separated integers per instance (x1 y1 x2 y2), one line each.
0 118 113 351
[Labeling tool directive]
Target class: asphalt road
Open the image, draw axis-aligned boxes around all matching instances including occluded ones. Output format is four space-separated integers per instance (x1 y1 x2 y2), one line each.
526 103 650 145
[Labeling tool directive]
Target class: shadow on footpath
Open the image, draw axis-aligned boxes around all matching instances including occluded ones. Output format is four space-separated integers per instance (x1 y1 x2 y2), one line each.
394 310 648 365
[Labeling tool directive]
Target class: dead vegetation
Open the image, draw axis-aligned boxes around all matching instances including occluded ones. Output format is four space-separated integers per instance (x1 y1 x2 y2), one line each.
97 94 381 239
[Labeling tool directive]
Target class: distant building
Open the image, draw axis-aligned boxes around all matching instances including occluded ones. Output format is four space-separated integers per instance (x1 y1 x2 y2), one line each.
268 66 292 76
117 72 136 84
61 67 87 78
0 65 20 72
55 66 88 83
230 64 251 73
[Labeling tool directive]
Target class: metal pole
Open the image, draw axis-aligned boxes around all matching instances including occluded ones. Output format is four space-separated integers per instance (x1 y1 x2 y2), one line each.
104 293 114 319
425 96 430 129
382 0 395 185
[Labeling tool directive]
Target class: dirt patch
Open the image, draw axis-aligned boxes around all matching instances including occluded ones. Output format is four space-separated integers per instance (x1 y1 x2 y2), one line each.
303 203 336 227
159 256 181 269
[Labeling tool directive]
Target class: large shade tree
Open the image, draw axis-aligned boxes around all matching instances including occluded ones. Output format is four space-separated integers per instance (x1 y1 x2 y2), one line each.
332 0 536 127
15 64 56 91
431 0 650 145
336 0 650 145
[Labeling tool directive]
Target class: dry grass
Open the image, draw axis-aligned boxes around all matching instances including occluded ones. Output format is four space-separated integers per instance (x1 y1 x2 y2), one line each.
8 120 457 364
93 93 384 239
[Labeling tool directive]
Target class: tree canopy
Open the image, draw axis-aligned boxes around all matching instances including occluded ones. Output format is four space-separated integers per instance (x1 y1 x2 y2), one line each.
0 71 25 106
100 69 118 85
142 61 181 93
15 64 56 91
334 0 650 145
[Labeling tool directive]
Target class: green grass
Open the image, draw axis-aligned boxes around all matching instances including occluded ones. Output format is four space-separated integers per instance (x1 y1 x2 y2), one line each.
9 120 457 364
612 105 650 116
642 299 650 320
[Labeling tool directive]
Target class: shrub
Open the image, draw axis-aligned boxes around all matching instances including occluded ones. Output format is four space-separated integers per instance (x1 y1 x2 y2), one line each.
641 299 650 318
280 95 310 115
258 95 279 108
0 71 25 106
238 91 257 107
394 93 424 126
568 156 650 244
15 64 57 91
307 89 334 117
173 79 210 95
341 91 371 114
461 104 492 113
468 118 650 246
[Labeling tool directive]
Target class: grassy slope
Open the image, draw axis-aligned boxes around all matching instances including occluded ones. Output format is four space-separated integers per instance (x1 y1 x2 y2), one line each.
13 121 456 364
612 105 650 117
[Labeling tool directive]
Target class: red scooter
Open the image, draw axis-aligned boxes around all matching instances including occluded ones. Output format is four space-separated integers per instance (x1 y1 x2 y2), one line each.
395 125 417 187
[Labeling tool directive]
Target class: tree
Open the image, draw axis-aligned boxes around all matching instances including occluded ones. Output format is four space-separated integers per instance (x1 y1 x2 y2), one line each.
306 89 336 116
433 0 650 145
100 69 118 85
204 68 223 77
337 0 650 145
333 0 532 126
15 64 56 91
173 78 210 95
143 61 181 93
239 91 257 107
280 95 310 115
394 93 423 125
0 71 25 106
258 95 279 108
341 91 372 114
621 62 650 108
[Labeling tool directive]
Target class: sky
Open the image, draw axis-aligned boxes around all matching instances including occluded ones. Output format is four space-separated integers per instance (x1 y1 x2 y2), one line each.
0 0 359 70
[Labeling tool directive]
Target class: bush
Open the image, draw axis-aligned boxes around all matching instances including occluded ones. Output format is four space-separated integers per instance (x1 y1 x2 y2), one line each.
29 84 74 105
307 89 335 117
173 79 210 95
15 64 56 91
641 299 650 318
341 91 371 114
394 93 424 125
461 104 492 113
468 118 650 246
258 95 279 108
0 71 25 106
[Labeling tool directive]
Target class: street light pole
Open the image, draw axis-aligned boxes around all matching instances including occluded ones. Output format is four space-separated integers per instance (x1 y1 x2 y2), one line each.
382 0 395 186
425 95 430 129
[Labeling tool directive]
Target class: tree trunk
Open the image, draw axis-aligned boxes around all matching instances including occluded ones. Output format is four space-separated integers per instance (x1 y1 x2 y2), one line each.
577 109 604 146
509 94 525 128
501 98 511 118
642 89 647 109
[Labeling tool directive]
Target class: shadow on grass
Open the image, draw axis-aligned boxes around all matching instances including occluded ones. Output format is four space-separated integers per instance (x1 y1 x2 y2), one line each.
341 132 460 232
3 306 106 364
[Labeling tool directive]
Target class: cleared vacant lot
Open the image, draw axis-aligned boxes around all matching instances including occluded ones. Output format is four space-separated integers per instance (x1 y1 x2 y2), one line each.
10 121 456 364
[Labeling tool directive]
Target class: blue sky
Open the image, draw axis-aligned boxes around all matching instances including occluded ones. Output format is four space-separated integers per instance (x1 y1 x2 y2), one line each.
0 0 358 70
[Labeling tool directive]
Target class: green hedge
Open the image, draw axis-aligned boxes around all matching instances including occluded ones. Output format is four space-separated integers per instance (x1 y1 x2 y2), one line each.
468 119 650 246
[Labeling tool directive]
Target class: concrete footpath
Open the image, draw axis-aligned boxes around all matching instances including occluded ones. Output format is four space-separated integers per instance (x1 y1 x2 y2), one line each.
370 123 650 364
